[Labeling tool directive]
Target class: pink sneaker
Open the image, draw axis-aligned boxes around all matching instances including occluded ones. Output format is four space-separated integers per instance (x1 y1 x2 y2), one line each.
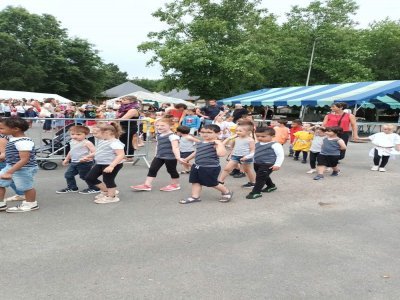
160 184 181 192
131 184 152 191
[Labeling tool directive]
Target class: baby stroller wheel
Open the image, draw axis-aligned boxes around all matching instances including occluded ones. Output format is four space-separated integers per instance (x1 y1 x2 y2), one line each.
40 161 58 170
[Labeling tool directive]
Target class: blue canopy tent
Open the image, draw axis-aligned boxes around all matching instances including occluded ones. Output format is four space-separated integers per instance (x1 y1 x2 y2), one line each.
217 80 400 109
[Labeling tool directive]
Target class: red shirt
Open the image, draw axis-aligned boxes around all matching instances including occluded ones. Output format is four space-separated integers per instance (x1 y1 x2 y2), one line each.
169 109 184 119
325 113 351 131
289 126 302 143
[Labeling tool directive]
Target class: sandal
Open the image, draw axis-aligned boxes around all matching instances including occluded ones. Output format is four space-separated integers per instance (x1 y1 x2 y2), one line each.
219 191 233 203
179 197 201 204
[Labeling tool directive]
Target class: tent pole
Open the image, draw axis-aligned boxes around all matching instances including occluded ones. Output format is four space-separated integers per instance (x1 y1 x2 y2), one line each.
353 104 358 115
300 39 317 121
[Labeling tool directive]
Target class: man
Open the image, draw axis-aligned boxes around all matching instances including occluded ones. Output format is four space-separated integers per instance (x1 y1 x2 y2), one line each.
232 104 248 123
196 99 224 125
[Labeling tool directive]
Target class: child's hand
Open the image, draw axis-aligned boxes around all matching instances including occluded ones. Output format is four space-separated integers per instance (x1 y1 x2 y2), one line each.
80 156 91 162
270 165 280 171
1 173 12 180
214 140 223 146
240 157 247 162
103 166 114 173
62 160 69 166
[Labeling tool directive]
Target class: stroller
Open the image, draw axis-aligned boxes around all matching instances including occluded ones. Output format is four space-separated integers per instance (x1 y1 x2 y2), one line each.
36 123 75 170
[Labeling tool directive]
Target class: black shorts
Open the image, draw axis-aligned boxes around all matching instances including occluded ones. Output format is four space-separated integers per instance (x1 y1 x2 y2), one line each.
189 165 220 187
180 151 194 159
317 154 340 168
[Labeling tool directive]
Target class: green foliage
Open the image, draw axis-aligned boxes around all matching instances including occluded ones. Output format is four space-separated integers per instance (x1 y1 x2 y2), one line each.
0 6 128 100
130 77 165 92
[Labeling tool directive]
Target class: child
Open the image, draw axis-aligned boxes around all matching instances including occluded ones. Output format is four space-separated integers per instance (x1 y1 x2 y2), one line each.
313 126 347 180
176 125 200 174
56 125 100 194
83 122 125 204
179 124 233 204
0 118 39 213
131 118 183 192
181 109 201 135
292 123 314 163
141 112 156 141
288 119 303 157
220 115 236 140
218 124 256 189
306 126 326 174
360 124 400 172
245 127 284 199
273 119 290 145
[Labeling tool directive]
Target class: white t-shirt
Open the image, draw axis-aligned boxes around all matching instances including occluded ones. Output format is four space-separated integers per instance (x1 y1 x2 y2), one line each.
10 137 35 151
369 132 400 148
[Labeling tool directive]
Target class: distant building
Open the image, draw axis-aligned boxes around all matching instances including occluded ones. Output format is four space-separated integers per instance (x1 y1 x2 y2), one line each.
161 89 200 102
102 82 150 98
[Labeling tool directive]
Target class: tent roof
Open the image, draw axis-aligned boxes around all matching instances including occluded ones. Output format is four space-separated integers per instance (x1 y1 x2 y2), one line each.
0 90 73 103
106 91 195 108
102 81 150 97
161 89 200 101
218 80 400 108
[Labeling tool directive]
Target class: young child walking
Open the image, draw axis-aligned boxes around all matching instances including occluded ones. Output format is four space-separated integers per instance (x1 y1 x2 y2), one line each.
306 126 326 174
245 127 284 199
313 126 347 180
83 122 125 204
131 118 183 192
179 124 233 204
0 118 39 213
360 124 400 172
292 123 314 163
273 119 290 145
56 125 100 194
218 124 256 189
176 125 200 174
288 119 303 157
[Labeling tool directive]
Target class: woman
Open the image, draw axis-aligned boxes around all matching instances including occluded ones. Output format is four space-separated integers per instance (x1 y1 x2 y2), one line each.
166 103 187 124
117 96 141 158
41 98 56 132
322 102 359 159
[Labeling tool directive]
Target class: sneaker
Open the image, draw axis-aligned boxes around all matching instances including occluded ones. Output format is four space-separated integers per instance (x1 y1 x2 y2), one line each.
331 170 340 176
219 191 233 202
313 174 324 180
233 172 246 178
0 204 7 211
94 196 120 204
371 165 379 171
131 184 152 191
79 188 101 194
261 186 277 193
160 184 181 192
229 169 240 176
5 194 26 202
293 157 299 161
378 167 386 172
301 160 307 164
246 193 262 199
288 153 294 157
6 201 39 213
56 188 79 194
94 190 119 200
241 182 255 189
306 169 316 174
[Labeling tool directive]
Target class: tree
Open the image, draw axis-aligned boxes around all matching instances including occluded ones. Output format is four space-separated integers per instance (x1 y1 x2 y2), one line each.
130 77 165 92
138 0 271 99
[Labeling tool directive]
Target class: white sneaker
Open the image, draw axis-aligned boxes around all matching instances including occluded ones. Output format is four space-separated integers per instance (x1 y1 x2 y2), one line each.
6 201 39 213
94 190 119 200
5 194 26 202
378 167 386 172
306 169 316 174
370 165 379 171
94 196 120 204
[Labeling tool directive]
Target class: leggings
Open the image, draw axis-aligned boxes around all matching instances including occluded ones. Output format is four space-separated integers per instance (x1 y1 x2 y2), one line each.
373 149 389 168
85 164 123 188
147 157 179 179
338 131 350 160
295 151 308 161
309 151 319 169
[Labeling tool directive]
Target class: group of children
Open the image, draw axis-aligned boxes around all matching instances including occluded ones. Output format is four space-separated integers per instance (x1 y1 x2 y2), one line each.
0 114 399 213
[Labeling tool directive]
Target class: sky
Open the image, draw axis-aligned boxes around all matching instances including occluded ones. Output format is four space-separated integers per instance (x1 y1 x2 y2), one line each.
1 0 399 79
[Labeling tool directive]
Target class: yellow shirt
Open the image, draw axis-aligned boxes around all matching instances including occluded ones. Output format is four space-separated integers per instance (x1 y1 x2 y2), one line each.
293 131 314 151
142 117 155 133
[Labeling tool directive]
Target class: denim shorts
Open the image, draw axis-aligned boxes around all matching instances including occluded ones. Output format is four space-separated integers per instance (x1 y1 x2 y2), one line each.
0 164 38 191
230 155 253 164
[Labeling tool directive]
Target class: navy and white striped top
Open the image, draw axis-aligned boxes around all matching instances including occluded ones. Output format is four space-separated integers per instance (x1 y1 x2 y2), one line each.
6 137 37 167
194 142 220 167
156 133 178 160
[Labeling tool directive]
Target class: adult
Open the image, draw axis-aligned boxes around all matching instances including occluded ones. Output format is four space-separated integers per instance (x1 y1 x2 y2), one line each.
196 99 224 125
41 98 56 131
81 100 97 127
232 104 248 123
322 102 359 159
166 103 187 124
117 95 141 157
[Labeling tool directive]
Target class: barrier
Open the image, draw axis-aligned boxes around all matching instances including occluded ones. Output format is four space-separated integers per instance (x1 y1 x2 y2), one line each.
23 117 152 170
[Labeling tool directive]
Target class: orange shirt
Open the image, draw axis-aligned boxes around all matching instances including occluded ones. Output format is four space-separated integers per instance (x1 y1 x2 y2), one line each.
273 126 290 144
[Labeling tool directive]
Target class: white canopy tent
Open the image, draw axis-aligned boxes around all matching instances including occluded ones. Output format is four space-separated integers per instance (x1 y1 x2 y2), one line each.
0 90 73 103
106 91 195 108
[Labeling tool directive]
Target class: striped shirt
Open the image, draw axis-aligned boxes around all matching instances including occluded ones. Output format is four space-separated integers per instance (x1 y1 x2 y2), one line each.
194 142 220 167
156 133 179 160
70 140 91 163
6 137 37 167
232 137 251 156
254 142 284 166
95 139 124 165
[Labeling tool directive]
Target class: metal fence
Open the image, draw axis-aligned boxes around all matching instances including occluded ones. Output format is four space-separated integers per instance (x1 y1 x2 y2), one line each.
23 117 151 170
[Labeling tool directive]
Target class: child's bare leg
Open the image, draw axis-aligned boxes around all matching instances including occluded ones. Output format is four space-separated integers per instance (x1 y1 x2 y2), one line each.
213 183 229 194
0 187 6 200
24 188 36 202
218 161 238 183
144 176 155 186
107 187 116 197
242 164 255 183
132 134 138 150
316 165 325 175
96 182 107 192
191 183 202 198
171 178 179 185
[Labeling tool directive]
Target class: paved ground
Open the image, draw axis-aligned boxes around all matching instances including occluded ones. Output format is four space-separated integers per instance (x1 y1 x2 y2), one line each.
1 125 400 299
